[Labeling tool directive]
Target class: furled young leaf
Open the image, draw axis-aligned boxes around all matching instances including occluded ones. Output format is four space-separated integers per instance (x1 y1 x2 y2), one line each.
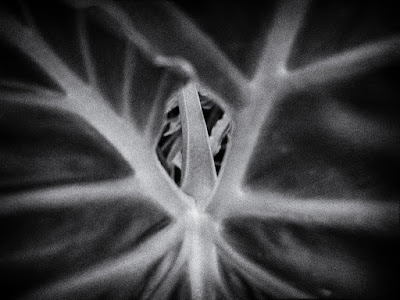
0 1 399 299
209 113 231 156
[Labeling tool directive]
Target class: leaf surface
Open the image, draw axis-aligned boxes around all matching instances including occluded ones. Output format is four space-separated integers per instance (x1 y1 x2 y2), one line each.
0 0 399 298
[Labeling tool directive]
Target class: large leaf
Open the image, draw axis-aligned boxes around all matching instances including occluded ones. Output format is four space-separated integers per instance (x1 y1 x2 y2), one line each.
0 1 399 299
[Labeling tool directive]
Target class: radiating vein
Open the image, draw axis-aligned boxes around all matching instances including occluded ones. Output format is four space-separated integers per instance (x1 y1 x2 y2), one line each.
208 0 311 197
145 235 189 300
77 10 98 89
1 86 192 216
140 248 183 300
121 43 135 119
0 90 70 120
145 72 185 146
0 80 64 99
253 0 310 85
27 222 183 299
217 191 399 237
206 77 291 213
65 0 252 100
162 3 249 87
160 2 250 108
179 82 217 203
100 1 248 108
0 176 143 215
1 224 109 264
0 11 193 216
185 210 220 300
216 236 312 298
0 13 87 97
89 1 159 60
87 0 195 80
65 87 193 215
288 36 400 89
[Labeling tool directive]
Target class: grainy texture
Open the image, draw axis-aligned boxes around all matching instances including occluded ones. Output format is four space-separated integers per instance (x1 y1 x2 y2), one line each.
0 0 399 299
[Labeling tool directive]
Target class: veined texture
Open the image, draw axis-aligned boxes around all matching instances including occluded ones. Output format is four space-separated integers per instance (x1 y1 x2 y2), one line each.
0 1 399 299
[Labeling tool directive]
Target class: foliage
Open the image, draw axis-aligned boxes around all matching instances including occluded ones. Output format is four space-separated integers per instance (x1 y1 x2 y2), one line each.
0 1 399 299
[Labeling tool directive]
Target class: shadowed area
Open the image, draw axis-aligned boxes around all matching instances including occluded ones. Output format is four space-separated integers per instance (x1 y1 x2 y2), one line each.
25 1 90 83
0 38 63 94
245 63 400 199
223 216 399 298
84 5 186 130
0 197 171 298
218 255 271 299
0 102 132 192
85 6 129 112
117 2 247 109
166 271 191 300
288 1 400 70
175 1 276 78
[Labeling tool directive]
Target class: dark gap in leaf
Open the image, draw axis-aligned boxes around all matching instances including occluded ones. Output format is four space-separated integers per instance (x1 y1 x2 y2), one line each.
156 89 231 186
173 166 182 186
198 92 224 135
214 135 229 174
167 105 180 119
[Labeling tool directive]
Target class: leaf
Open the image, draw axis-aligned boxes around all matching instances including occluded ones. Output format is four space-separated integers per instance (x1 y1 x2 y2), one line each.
209 113 231 156
163 115 182 137
1 1 399 299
